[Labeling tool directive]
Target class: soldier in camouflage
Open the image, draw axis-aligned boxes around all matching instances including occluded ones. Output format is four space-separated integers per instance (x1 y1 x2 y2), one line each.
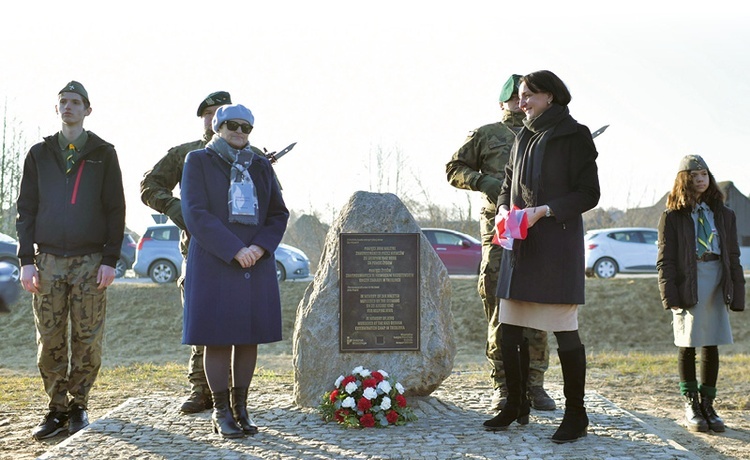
446 74 555 412
140 91 233 413
17 81 126 440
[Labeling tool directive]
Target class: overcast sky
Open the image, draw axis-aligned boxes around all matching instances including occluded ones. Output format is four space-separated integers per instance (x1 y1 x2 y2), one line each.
2 1 748 234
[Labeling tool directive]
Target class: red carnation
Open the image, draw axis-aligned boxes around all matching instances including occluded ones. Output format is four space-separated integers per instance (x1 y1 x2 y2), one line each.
357 397 372 412
396 394 407 408
371 371 384 382
334 408 349 422
362 377 377 388
329 389 339 402
360 413 376 428
341 375 356 386
386 410 399 424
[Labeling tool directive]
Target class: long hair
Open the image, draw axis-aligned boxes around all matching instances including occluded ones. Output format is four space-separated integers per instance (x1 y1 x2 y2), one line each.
666 170 724 211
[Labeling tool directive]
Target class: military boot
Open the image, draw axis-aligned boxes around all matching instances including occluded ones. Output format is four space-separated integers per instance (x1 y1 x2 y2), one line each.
683 392 708 432
700 394 725 432
180 346 213 413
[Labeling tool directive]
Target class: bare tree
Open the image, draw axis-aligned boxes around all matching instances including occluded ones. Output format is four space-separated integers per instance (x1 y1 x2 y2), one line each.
0 101 25 237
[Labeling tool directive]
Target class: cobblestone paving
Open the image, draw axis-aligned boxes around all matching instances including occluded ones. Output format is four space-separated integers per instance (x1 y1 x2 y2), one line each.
38 379 699 460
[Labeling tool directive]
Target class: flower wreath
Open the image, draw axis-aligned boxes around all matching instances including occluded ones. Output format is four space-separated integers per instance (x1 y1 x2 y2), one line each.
319 366 417 428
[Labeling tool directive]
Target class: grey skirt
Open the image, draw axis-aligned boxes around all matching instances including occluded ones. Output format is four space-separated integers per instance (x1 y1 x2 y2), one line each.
672 259 733 347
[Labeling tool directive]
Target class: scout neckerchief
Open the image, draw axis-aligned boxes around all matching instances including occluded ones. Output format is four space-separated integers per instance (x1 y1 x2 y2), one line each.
696 204 714 257
57 130 88 174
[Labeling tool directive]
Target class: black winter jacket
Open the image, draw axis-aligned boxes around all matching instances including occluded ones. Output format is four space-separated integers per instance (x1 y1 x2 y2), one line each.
16 131 126 268
657 205 745 311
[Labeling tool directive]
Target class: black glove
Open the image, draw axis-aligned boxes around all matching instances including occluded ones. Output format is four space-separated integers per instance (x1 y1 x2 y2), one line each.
165 199 186 231
476 176 503 204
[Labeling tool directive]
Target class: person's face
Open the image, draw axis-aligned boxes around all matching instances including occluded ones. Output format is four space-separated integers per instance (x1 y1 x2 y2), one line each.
518 81 552 119
218 118 252 149
201 105 221 132
501 94 522 113
56 92 91 125
690 169 710 196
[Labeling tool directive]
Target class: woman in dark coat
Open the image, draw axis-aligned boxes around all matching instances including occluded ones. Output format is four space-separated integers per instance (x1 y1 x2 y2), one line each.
484 71 600 444
657 154 744 433
181 104 289 438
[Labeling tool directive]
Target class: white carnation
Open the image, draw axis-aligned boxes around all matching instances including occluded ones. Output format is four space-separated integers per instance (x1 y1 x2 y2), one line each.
395 382 405 394
377 369 389 378
342 397 356 409
345 381 358 394
381 396 392 410
334 375 344 387
377 380 392 394
363 387 378 400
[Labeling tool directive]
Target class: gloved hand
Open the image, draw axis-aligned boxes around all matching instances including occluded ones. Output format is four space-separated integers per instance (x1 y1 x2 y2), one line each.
476 175 503 204
165 199 186 231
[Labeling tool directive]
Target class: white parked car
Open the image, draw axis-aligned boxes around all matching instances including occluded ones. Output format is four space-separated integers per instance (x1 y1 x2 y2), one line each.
584 227 658 279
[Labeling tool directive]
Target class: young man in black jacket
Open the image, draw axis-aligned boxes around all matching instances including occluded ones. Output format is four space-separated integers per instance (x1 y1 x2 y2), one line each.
16 81 126 440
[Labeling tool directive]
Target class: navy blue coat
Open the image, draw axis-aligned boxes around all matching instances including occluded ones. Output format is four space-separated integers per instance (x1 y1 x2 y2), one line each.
181 147 289 346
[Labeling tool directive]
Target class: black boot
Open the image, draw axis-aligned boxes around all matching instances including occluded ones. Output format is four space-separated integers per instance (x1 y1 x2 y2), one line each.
211 390 244 438
552 346 589 443
484 341 530 431
699 394 724 432
684 392 708 432
231 386 258 435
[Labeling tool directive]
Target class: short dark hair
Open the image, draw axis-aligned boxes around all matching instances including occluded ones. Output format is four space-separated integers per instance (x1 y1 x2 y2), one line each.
521 70 572 106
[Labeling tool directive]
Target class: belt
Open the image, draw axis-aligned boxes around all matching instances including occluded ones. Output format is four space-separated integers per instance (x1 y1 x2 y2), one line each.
697 252 720 262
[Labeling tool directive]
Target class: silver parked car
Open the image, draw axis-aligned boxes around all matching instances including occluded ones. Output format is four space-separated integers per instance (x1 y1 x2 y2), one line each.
584 227 658 279
134 224 310 283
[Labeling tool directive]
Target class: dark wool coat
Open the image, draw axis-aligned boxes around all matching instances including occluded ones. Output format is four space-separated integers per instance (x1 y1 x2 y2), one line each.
181 147 289 346
657 205 745 311
496 113 600 305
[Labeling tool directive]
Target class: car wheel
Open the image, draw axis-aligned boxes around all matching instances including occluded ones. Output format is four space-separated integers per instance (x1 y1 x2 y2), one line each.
149 260 177 284
276 261 286 282
594 257 618 279
115 259 127 278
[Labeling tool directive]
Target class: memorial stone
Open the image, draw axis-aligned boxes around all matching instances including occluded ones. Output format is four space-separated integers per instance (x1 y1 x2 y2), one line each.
292 191 456 407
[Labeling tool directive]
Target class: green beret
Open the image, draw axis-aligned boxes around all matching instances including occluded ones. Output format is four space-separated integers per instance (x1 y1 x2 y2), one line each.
499 74 522 102
678 154 710 172
58 81 89 104
197 91 232 117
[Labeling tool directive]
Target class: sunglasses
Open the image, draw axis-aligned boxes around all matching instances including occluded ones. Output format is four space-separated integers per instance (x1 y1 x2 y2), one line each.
224 120 253 134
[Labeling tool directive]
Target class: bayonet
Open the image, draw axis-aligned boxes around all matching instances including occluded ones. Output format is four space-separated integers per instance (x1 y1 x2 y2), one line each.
264 142 297 164
592 125 609 139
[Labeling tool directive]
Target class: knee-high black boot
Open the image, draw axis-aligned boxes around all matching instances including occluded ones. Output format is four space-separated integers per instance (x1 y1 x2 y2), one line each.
231 386 259 435
211 390 244 438
552 345 589 443
483 340 530 431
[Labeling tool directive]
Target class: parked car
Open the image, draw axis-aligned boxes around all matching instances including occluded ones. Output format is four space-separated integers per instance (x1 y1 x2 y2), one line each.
584 227 659 279
134 224 311 283
422 228 482 275
116 233 137 278
0 232 20 282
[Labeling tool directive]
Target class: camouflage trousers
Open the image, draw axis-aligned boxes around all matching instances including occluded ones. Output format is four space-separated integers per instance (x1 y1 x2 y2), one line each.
479 209 550 389
32 253 106 411
179 262 209 396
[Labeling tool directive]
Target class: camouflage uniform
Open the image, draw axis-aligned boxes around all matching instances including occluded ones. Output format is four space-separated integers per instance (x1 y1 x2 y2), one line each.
446 109 550 393
141 136 210 400
33 253 106 411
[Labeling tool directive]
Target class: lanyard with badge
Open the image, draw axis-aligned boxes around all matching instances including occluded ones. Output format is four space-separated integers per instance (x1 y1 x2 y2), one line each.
229 159 259 225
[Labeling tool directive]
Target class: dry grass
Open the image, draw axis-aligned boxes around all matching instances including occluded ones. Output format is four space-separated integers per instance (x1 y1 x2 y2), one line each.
1 277 748 409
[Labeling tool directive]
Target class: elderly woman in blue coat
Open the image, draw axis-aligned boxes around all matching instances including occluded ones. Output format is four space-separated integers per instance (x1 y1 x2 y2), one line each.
181 104 289 438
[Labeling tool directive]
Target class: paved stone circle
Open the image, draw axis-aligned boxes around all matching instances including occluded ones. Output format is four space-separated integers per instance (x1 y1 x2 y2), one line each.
37 376 699 460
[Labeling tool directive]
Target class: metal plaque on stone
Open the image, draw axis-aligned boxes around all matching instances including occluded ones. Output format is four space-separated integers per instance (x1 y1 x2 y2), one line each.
339 233 420 352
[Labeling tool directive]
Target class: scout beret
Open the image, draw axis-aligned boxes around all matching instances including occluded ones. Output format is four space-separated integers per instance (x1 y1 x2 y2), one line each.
499 74 522 102
678 154 710 172
58 81 89 105
212 104 254 133
197 91 232 117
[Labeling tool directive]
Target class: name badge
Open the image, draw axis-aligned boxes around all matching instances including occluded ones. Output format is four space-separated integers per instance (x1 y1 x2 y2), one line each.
230 182 257 216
